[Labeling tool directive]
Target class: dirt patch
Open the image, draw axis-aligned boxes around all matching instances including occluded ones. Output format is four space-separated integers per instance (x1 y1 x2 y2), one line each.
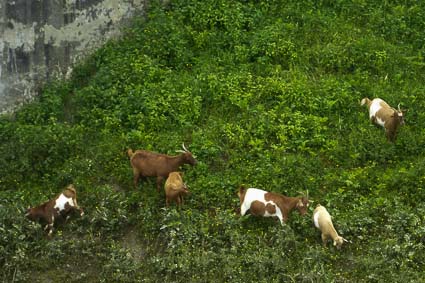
120 227 146 262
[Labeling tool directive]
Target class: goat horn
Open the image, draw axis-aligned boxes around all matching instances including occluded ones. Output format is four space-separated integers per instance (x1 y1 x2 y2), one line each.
397 103 401 112
182 143 189 152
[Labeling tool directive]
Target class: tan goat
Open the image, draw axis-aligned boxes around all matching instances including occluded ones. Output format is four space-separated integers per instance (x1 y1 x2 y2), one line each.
164 172 190 208
313 205 348 249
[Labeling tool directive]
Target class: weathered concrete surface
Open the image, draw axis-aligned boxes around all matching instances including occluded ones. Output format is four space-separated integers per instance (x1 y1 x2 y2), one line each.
0 0 146 114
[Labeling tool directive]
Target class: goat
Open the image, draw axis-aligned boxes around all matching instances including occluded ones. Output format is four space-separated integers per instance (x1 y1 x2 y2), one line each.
25 184 84 236
237 186 309 225
313 204 348 249
361 97 405 142
127 143 197 192
164 171 191 208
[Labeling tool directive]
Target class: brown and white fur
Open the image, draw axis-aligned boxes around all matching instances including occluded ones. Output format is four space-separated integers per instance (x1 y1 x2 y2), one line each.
313 205 348 249
361 97 405 142
25 184 84 236
238 186 309 225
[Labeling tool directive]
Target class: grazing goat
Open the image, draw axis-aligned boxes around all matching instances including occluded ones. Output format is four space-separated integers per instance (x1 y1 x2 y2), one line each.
25 184 84 236
361 97 405 142
313 205 348 249
127 143 197 192
164 172 190 208
238 186 309 225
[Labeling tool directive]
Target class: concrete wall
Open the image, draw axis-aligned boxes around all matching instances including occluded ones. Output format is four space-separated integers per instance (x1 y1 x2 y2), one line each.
0 0 146 114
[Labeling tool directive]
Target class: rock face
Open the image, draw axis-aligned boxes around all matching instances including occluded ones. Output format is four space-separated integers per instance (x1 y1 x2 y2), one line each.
0 0 145 114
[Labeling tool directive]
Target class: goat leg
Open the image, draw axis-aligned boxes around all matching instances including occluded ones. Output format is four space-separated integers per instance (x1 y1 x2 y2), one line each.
156 176 164 192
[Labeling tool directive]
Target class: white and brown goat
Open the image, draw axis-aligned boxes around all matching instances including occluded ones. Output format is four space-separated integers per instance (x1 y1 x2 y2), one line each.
313 204 348 249
164 171 190 208
361 97 405 142
238 186 309 225
25 184 84 236
128 143 197 192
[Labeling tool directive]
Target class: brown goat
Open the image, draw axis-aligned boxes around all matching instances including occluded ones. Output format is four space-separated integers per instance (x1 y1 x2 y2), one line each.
164 171 191 207
127 143 197 191
25 184 84 236
361 97 405 142
238 186 309 225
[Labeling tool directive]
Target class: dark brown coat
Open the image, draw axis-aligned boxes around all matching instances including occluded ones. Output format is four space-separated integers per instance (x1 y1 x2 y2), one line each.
128 145 197 191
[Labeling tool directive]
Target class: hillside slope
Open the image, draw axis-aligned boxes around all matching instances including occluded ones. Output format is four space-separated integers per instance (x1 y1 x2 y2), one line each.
1 0 425 281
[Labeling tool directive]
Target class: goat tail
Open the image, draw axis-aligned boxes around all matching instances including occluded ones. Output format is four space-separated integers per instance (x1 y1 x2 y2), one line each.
238 185 245 192
360 97 371 107
127 149 134 158
238 185 246 197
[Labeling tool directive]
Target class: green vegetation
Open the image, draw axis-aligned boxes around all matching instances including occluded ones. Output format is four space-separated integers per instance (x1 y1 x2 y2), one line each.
1 0 425 281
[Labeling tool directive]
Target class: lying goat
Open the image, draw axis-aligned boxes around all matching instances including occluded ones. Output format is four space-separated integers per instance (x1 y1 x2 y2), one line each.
238 186 309 225
164 171 190 208
128 143 197 191
25 184 84 236
361 97 405 142
313 204 348 249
